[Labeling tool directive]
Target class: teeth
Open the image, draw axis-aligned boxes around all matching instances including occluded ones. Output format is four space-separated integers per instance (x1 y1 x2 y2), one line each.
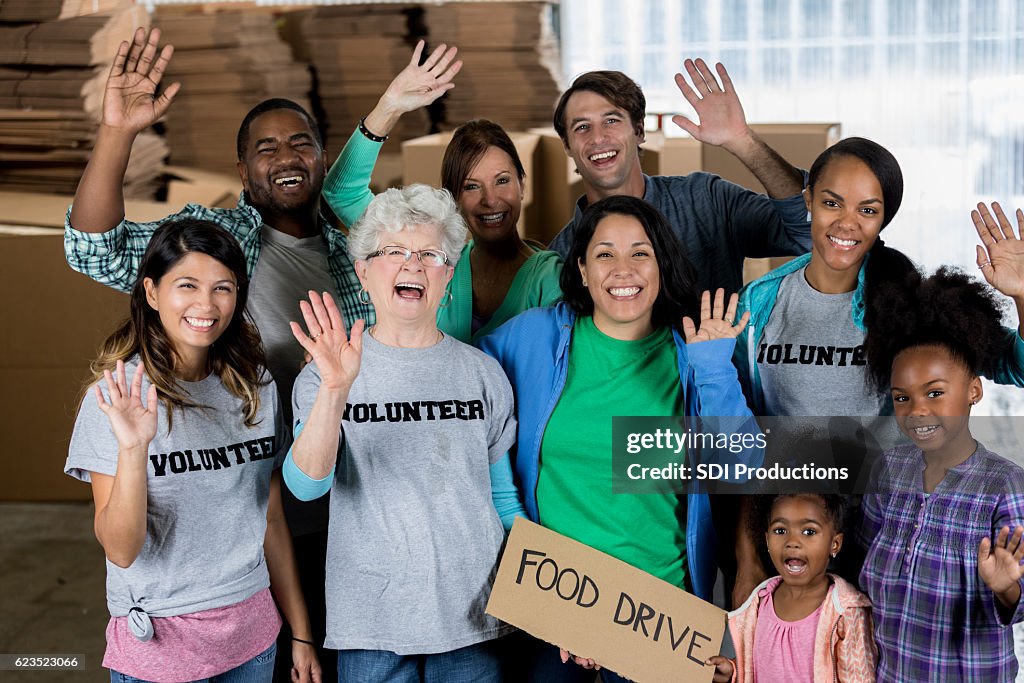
479 213 504 222
185 317 215 328
829 235 857 247
589 150 617 161
396 282 424 290
913 426 939 435
609 287 640 297
274 176 303 186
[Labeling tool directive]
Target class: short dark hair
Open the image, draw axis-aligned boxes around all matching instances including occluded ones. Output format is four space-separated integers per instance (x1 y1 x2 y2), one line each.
440 119 526 201
866 266 1008 386
752 494 847 538
560 195 698 329
236 98 322 161
553 71 646 145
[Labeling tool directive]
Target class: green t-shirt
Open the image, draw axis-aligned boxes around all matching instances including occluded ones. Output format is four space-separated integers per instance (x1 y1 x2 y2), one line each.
537 316 688 588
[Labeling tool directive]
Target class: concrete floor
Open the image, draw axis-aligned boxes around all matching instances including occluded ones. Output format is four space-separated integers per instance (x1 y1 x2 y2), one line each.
1 502 107 683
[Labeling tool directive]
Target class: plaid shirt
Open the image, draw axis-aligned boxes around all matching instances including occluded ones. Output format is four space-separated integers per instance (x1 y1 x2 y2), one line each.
64 193 374 328
859 442 1024 682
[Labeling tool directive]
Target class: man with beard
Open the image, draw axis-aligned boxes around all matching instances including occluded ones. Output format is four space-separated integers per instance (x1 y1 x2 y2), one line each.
64 28 376 683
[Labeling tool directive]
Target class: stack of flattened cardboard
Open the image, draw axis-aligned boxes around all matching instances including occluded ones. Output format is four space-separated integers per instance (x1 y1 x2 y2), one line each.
292 3 428 154
0 2 167 198
0 0 125 23
154 9 312 176
426 1 561 131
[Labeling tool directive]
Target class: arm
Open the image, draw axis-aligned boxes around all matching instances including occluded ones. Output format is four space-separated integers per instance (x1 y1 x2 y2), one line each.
91 361 158 568
972 203 1024 384
70 27 179 233
834 608 878 683
672 58 802 198
323 40 461 227
288 292 363 482
264 471 321 683
490 453 525 531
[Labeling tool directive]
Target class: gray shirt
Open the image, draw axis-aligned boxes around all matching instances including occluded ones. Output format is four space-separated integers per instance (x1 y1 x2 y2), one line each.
65 357 285 620
249 224 340 534
292 334 517 654
758 267 885 416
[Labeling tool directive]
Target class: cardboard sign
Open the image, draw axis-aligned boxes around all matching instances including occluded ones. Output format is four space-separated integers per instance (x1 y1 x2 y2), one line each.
487 518 726 683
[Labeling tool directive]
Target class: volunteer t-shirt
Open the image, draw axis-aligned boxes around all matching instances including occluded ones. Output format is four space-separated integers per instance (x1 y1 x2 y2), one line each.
292 333 517 654
65 356 286 620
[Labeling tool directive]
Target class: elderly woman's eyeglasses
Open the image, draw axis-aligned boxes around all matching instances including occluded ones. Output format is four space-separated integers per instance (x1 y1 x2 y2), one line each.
367 245 449 268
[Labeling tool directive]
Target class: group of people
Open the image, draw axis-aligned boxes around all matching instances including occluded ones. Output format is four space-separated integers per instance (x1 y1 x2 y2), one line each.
60 26 1024 683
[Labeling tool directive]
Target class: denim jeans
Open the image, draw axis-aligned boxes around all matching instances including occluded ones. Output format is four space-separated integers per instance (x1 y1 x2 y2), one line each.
336 638 502 683
501 631 631 683
110 640 276 683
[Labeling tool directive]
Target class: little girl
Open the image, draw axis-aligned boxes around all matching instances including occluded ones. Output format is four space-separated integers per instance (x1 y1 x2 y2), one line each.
65 219 319 683
707 494 876 682
860 263 1024 681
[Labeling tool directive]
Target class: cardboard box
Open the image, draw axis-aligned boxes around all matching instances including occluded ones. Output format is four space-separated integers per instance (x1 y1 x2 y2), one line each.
526 126 583 244
0 228 129 501
401 131 540 240
640 130 702 177
487 518 726 683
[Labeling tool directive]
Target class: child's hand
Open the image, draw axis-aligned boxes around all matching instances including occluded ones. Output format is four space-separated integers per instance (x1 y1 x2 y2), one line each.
979 525 1024 608
558 648 600 670
705 655 735 682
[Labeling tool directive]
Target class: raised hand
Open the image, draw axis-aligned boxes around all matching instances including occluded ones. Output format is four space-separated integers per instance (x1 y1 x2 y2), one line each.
683 289 750 343
979 525 1024 607
973 202 1024 300
94 360 159 452
103 27 180 134
290 291 364 391
363 40 462 137
671 58 750 150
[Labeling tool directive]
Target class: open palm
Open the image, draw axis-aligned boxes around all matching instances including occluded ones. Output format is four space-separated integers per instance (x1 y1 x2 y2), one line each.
290 291 364 391
683 289 749 343
103 27 180 133
95 360 158 452
973 202 1024 300
979 525 1024 596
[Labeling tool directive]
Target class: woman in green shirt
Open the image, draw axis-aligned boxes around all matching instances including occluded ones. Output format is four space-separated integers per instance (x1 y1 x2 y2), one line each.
323 41 562 344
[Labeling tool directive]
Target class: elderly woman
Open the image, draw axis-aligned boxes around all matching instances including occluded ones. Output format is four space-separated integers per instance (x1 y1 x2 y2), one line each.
324 41 562 343
282 184 524 683
479 194 761 682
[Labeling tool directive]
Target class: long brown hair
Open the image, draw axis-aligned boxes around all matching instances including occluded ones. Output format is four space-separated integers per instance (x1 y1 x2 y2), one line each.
88 218 267 429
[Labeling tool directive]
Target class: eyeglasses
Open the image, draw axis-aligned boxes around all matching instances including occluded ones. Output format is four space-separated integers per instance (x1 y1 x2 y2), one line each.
367 245 449 268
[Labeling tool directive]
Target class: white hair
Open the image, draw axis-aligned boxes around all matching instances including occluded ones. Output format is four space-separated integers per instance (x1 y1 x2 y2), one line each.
348 184 468 266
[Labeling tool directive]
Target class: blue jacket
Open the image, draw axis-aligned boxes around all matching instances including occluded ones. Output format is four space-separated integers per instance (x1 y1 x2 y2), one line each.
735 253 1024 414
479 303 763 601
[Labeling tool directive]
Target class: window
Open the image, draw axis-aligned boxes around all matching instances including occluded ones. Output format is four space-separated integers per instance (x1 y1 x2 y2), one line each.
721 0 749 41
800 0 832 38
842 0 871 38
764 0 790 40
887 0 917 36
798 46 832 80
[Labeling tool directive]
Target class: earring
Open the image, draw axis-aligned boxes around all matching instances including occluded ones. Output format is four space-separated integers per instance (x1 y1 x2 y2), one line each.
970 400 978 405
358 288 371 305
831 552 837 558
438 290 453 309
581 278 587 287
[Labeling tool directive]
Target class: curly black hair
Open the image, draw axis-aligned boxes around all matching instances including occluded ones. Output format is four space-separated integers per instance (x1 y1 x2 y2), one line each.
865 266 1009 387
751 494 847 539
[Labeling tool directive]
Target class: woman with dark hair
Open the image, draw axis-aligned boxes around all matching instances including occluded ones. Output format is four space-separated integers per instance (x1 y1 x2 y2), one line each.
322 41 562 343
479 195 760 682
65 219 320 683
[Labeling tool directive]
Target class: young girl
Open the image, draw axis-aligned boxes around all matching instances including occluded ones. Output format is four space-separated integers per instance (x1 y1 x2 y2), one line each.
65 219 320 683
860 264 1024 681
707 494 876 682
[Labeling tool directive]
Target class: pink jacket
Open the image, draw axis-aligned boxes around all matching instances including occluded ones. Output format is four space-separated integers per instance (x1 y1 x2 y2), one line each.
728 574 877 683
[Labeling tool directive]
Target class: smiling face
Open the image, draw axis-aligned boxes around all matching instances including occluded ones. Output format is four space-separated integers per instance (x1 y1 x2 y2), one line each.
144 252 237 371
458 146 524 244
765 495 842 589
563 90 645 200
804 155 885 292
237 108 326 216
578 213 660 340
891 344 981 462
355 224 454 330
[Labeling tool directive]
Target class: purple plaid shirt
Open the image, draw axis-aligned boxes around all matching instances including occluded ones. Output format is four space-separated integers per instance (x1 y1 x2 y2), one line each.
859 442 1024 682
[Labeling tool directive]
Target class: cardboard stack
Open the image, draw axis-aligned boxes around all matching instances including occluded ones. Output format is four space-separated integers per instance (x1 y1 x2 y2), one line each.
426 1 561 132
155 9 312 176
0 2 168 198
293 3 429 154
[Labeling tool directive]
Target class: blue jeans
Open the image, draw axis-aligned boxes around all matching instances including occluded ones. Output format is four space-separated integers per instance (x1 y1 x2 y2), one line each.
503 632 631 683
336 639 502 683
111 641 276 683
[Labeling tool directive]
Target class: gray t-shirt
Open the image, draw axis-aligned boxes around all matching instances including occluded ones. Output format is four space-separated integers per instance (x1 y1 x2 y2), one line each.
292 334 517 654
65 357 285 620
249 224 340 534
758 267 885 416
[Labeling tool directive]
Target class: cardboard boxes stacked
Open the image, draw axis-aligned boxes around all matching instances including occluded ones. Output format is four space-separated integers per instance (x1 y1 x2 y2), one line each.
294 4 429 155
154 9 312 176
0 0 167 198
426 1 561 132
